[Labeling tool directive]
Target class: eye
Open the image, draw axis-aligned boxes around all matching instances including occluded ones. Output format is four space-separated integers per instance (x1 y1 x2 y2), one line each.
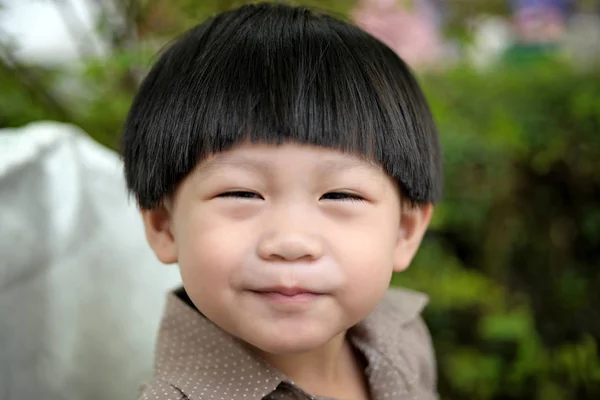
320 192 365 202
216 191 263 200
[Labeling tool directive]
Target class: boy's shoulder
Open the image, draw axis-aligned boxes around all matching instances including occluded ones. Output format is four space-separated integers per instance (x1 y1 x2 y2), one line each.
346 287 436 398
138 380 187 400
139 287 436 400
379 286 430 325
352 286 432 359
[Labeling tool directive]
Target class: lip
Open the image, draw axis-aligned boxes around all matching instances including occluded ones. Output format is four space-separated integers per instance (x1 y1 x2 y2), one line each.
249 286 324 304
254 286 320 296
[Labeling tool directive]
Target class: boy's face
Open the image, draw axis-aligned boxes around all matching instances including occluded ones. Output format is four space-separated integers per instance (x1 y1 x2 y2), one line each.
142 143 431 355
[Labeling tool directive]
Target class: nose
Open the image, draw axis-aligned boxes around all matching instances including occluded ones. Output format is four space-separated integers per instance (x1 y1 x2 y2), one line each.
257 232 324 262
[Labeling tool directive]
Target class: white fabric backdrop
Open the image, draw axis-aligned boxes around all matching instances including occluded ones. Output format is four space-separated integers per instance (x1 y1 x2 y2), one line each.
0 122 181 400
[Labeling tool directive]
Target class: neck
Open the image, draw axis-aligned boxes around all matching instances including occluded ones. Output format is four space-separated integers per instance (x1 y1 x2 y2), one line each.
251 330 368 398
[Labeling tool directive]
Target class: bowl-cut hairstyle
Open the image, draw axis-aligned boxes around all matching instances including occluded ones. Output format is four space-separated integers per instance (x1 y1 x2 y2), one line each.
121 2 443 210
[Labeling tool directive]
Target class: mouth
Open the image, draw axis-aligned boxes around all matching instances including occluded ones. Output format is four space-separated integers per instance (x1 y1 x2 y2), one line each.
254 286 319 296
249 286 324 303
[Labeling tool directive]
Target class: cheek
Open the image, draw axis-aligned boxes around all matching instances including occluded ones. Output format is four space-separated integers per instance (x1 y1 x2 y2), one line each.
339 207 398 257
340 207 399 291
336 230 395 322
173 206 252 297
335 216 398 325
337 217 397 279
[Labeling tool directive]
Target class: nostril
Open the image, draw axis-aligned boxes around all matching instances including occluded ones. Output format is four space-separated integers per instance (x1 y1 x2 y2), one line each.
257 234 323 261
267 253 287 262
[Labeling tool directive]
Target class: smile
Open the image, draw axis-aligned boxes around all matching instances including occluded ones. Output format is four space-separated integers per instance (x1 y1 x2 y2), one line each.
249 286 324 303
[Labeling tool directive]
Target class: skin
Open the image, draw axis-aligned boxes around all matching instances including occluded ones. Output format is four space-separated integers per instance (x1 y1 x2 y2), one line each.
142 142 432 399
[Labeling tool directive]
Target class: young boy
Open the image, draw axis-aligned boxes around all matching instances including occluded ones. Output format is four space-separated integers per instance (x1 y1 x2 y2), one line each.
122 3 442 399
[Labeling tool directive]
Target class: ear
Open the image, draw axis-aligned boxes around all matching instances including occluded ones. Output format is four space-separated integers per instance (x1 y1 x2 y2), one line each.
140 203 178 264
393 203 433 272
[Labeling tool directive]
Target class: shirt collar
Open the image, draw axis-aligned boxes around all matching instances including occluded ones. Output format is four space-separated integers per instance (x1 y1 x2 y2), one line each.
349 288 429 398
153 287 428 400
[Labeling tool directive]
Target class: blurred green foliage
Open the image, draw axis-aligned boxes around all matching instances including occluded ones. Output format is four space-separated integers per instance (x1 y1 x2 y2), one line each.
393 59 600 399
1 1 599 399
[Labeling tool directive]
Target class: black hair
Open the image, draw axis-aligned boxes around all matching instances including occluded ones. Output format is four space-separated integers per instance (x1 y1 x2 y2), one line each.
121 2 442 210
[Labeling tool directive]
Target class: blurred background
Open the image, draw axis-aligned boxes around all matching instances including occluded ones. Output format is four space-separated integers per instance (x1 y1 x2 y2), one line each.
1 0 599 399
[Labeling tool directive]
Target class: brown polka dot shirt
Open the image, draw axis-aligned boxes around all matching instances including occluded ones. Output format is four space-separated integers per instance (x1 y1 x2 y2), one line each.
138 287 438 400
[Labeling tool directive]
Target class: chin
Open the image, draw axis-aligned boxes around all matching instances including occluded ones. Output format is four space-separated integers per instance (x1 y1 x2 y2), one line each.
248 328 336 355
254 337 329 355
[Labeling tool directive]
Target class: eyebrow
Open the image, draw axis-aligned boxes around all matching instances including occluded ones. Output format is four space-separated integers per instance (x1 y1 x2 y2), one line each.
195 155 270 177
196 152 381 177
314 158 381 175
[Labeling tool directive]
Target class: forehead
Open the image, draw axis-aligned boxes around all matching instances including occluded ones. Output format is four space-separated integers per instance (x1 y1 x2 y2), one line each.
196 142 384 175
